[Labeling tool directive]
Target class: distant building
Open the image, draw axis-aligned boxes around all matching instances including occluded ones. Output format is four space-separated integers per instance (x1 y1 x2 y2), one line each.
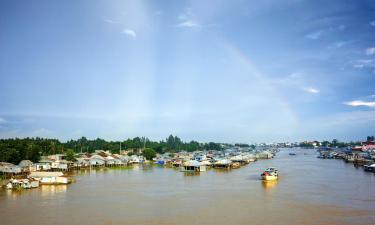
362 141 375 151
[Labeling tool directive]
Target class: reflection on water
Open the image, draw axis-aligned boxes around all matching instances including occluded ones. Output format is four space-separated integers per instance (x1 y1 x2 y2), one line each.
262 180 278 190
4 189 25 199
1 148 375 225
40 185 67 197
2 184 67 199
183 171 200 176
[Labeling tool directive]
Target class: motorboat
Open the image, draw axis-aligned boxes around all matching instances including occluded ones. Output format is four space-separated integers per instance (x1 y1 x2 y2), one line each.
261 167 278 181
364 164 375 172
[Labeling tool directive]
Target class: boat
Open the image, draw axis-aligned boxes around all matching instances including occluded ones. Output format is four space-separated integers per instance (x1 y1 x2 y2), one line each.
364 164 375 172
29 172 71 184
155 160 165 165
6 178 39 189
289 153 296 156
261 167 278 181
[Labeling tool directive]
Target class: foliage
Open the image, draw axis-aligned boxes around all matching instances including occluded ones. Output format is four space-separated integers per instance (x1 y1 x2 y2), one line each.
299 142 315 148
3 134 370 164
0 137 61 164
142 148 157 160
65 149 76 161
235 143 250 147
300 139 363 148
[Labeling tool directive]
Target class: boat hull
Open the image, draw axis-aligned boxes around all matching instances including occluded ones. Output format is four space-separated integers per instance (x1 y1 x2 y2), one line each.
261 175 278 181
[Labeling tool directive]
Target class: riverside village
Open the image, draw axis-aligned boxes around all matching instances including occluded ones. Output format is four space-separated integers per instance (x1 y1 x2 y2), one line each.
1 136 375 190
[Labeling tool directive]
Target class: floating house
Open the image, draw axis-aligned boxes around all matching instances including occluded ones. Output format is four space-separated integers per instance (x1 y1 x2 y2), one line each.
29 172 71 184
18 160 33 171
111 155 126 166
89 155 105 166
51 160 70 170
31 162 52 171
129 155 143 164
181 160 206 172
213 158 232 169
256 151 273 159
0 162 22 174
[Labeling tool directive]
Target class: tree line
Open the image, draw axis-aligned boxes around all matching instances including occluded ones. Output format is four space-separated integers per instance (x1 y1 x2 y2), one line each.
0 135 223 164
299 138 366 148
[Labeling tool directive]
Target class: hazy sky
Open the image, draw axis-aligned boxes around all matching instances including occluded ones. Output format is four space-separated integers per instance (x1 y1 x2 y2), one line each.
1 0 375 143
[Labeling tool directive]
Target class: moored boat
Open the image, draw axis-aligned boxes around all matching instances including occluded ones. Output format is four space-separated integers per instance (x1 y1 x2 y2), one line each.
29 172 72 184
261 167 278 181
6 178 39 189
364 164 375 172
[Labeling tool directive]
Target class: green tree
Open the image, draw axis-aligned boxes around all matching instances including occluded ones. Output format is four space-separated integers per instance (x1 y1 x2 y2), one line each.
65 149 76 162
127 151 136 156
142 148 157 160
332 139 338 147
321 141 330 147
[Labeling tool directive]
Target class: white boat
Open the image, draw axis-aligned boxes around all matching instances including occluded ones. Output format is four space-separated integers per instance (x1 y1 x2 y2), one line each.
261 167 278 181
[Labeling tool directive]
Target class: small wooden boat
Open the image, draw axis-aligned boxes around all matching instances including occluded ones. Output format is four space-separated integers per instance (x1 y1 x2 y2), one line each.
261 167 278 181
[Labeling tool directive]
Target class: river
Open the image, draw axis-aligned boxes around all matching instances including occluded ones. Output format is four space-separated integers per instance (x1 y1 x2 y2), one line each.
1 148 375 225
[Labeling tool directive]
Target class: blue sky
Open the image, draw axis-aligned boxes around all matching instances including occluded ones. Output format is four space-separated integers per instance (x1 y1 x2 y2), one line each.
0 0 375 143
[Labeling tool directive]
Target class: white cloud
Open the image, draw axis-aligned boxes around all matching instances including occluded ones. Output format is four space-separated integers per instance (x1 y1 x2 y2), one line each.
370 21 375 27
353 59 375 69
344 100 375 108
177 8 202 28
306 30 323 40
353 64 365 68
103 18 121 24
365 47 375 55
177 20 201 28
122 29 137 38
303 87 320 94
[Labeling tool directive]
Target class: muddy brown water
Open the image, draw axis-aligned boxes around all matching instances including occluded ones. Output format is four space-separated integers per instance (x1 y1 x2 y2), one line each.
1 149 375 225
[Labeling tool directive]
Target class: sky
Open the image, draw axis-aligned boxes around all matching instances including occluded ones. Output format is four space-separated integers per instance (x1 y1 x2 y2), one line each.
0 0 375 143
